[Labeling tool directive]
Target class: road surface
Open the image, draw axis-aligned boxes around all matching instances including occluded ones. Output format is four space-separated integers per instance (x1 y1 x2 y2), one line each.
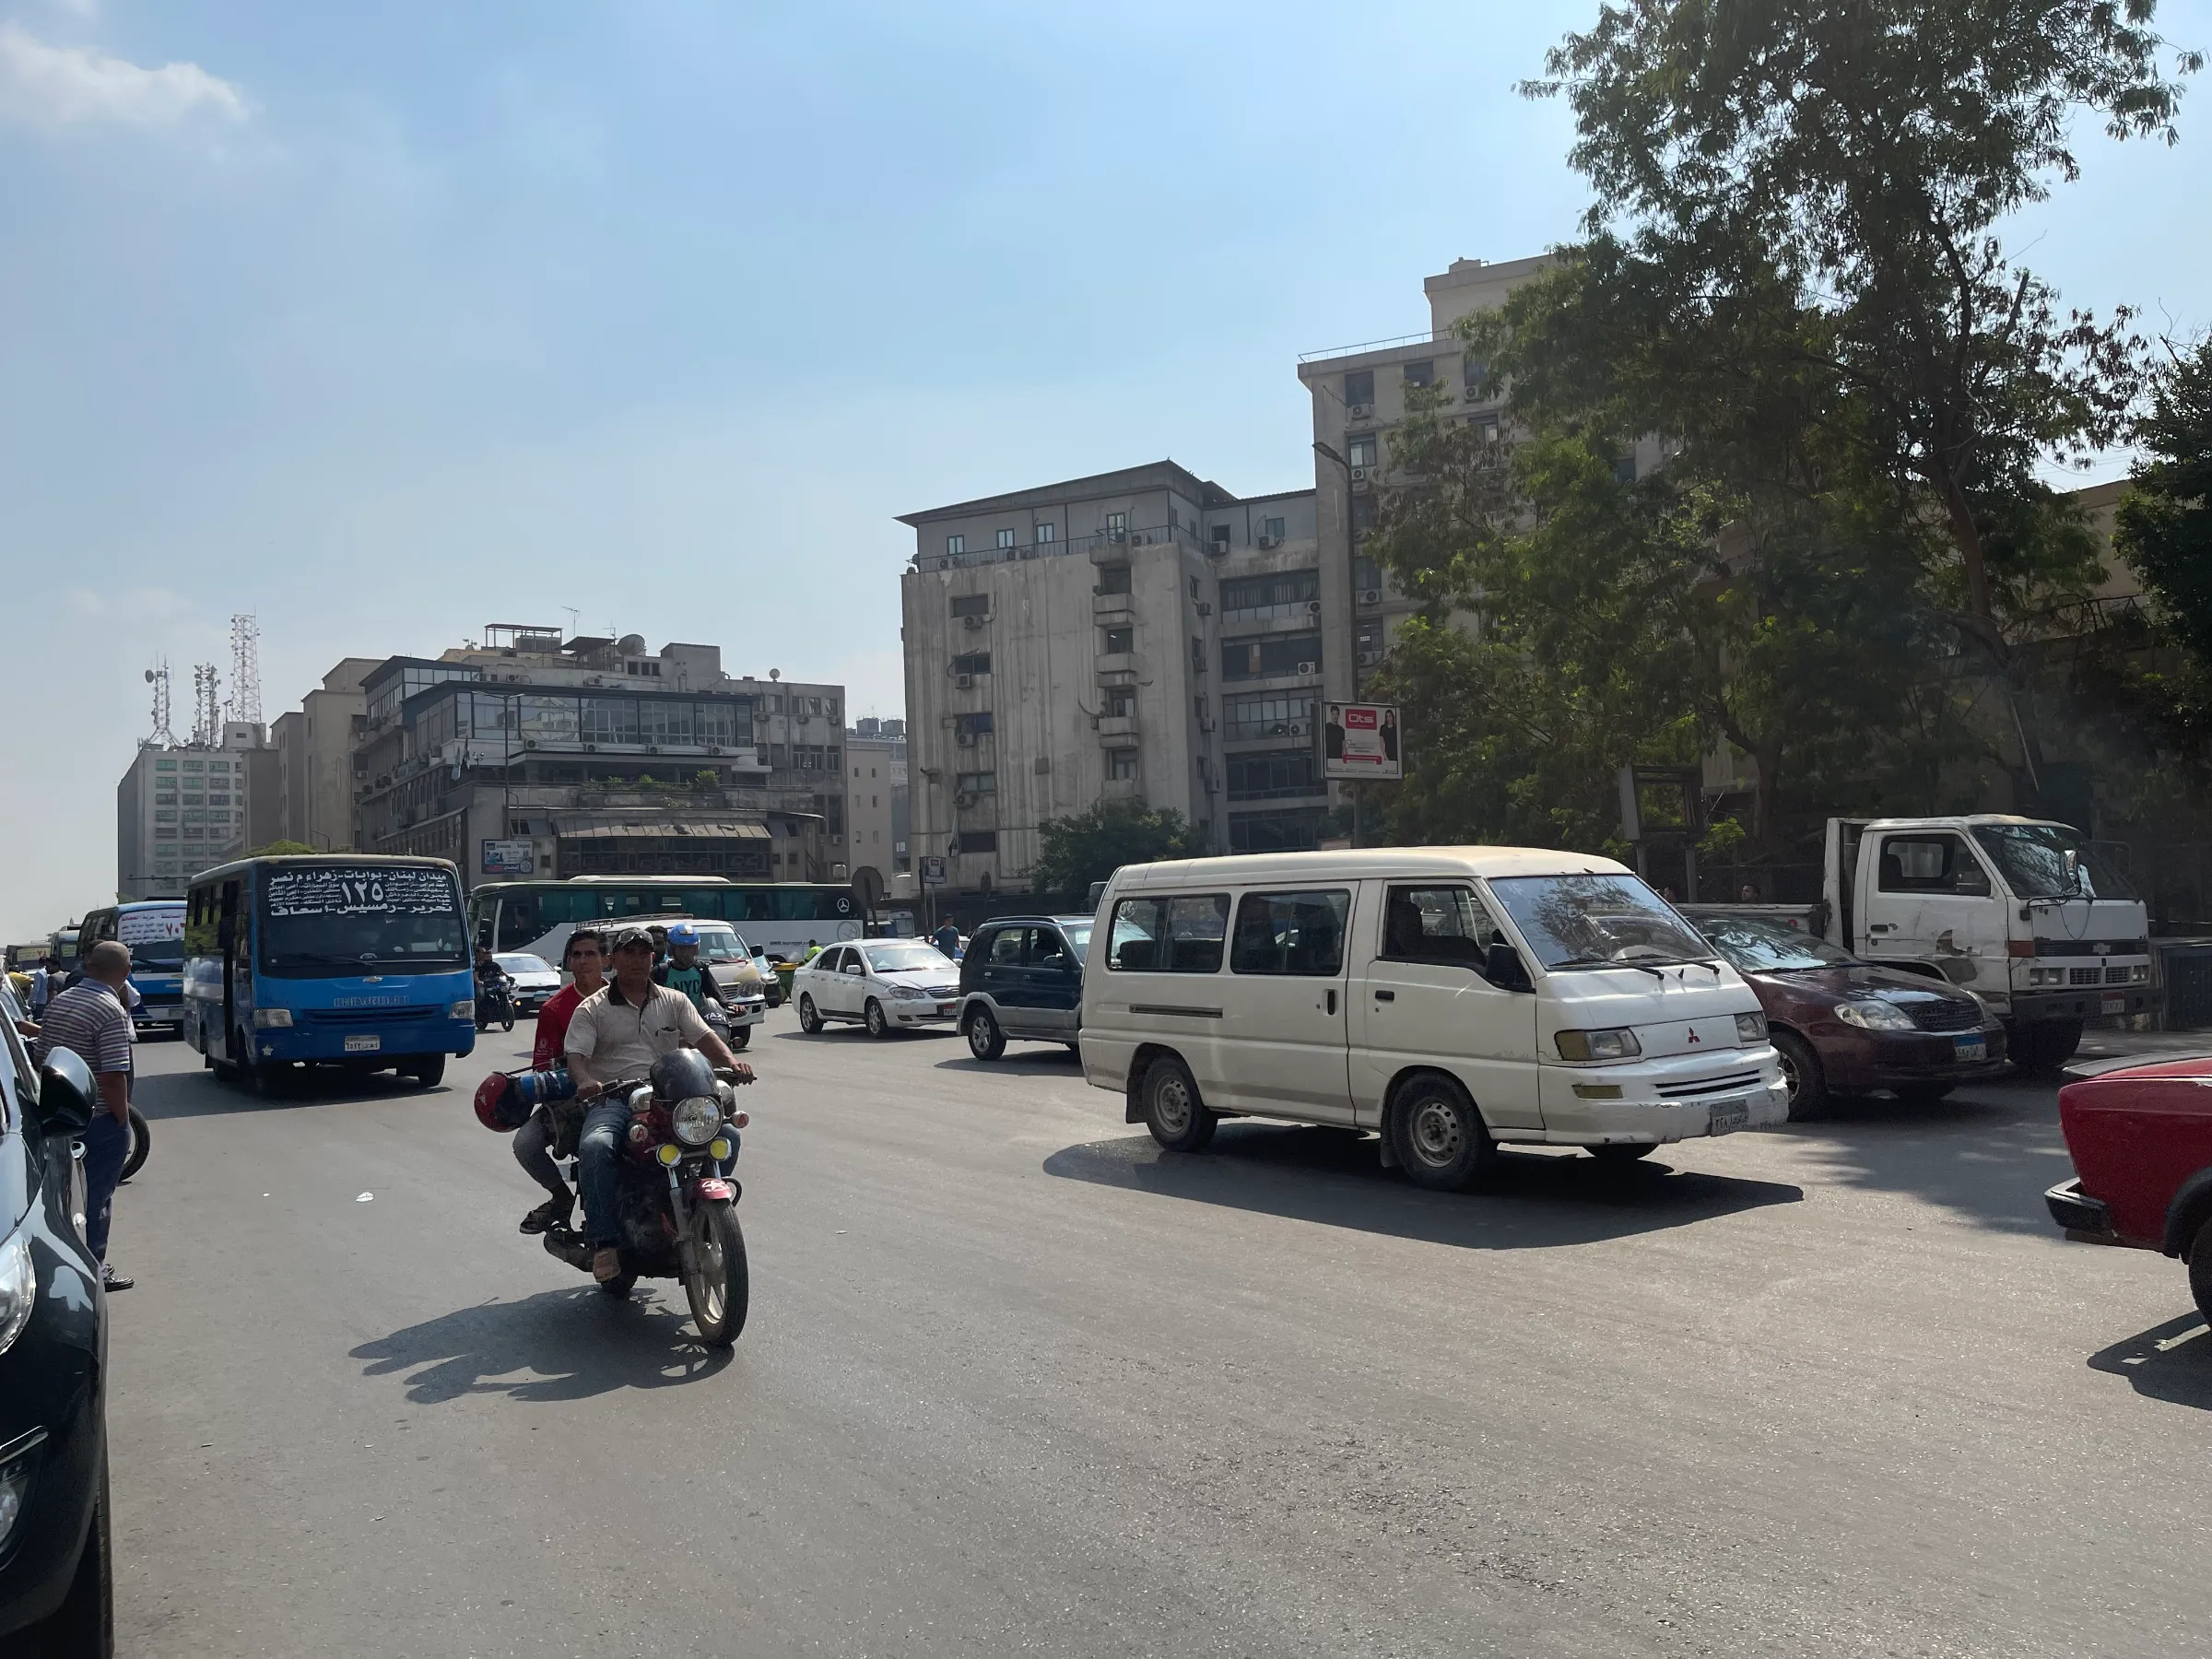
106 1018 2210 1657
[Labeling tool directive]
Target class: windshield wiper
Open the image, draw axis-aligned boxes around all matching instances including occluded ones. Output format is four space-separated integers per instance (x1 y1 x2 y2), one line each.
1552 955 1665 981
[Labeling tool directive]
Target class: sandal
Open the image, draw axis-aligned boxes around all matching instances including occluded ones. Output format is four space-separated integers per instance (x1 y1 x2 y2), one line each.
519 1193 574 1235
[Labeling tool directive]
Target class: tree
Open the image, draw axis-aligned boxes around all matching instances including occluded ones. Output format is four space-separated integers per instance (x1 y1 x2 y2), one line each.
2111 337 2212 751
247 840 317 857
1029 800 1202 896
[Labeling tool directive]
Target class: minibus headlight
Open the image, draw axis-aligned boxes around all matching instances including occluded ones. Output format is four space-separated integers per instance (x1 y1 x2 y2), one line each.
448 999 476 1021
252 1007 292 1029
1556 1027 1641 1063
1735 1011 1768 1044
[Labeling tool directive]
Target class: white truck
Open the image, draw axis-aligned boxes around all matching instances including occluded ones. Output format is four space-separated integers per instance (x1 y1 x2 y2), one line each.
1690 816 2159 1071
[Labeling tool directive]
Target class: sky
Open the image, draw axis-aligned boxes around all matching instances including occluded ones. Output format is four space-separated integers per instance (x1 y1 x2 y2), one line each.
3 0 2209 943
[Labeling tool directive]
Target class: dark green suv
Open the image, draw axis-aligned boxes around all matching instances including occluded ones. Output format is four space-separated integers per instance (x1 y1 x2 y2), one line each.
957 916 1093 1060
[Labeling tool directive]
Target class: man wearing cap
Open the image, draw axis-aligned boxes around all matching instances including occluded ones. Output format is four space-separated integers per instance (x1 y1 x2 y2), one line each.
654 923 729 1019
564 924 749 1283
30 940 137 1290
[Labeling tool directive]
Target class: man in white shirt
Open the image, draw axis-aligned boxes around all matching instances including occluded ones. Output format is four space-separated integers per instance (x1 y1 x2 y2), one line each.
566 925 747 1282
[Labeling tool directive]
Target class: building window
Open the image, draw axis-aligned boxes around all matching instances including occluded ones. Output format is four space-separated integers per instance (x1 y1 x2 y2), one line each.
1262 515 1286 543
154 843 177 857
155 758 177 771
1347 434 1378 469
1345 370 1374 406
1349 493 1378 540
1096 564 1132 595
949 594 990 618
1221 569 1319 616
1109 750 1138 781
1106 512 1126 538
1035 522 1055 544
1403 359 1434 388
1221 631 1322 681
182 759 204 772
155 809 178 824
208 760 229 772
1101 627 1134 655
1105 687 1136 718
1209 524 1231 553
956 712 994 738
950 652 991 677
954 829 998 853
996 528 1016 549
946 534 965 556
1354 555 1383 593
1222 691 1318 741
955 771 996 795
1613 454 1638 485
182 794 205 807
155 793 177 806
207 794 230 806
1227 747 1321 801
1230 807 1327 853
1463 354 1488 396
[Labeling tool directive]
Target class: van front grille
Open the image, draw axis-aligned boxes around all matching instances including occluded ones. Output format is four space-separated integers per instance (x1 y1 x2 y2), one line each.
310 1006 440 1025
1658 1072 1761 1100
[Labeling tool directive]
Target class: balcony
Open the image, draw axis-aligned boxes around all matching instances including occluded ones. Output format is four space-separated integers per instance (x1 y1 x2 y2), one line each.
1097 715 1138 743
1092 591 1135 622
1095 651 1138 679
913 523 1203 575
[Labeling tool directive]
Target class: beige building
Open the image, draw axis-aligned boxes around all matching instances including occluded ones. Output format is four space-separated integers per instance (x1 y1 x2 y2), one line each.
272 656 379 852
115 721 277 900
843 718 907 900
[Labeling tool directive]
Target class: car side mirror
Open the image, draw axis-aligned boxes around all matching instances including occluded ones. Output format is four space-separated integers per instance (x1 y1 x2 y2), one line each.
1485 939 1533 993
36 1047 97 1135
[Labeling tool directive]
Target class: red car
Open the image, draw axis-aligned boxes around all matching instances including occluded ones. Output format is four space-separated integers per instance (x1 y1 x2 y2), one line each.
2045 1057 2212 1322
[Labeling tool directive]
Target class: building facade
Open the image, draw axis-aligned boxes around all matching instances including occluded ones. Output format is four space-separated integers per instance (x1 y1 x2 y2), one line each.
346 626 848 890
273 656 379 852
115 721 276 900
844 717 909 900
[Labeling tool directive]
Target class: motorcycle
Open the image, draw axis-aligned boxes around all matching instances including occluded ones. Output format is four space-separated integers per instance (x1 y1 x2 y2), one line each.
537 1049 751 1346
476 976 516 1033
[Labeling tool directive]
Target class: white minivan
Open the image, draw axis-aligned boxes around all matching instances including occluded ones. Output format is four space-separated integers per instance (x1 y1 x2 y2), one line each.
1081 848 1790 1189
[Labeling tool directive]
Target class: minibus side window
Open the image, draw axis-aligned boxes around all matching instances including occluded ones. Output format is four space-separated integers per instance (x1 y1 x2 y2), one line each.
1107 894 1229 973
1230 890 1350 976
1380 886 1499 971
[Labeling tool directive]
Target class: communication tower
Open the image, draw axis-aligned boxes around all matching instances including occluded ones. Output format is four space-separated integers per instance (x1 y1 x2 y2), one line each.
228 613 262 725
192 664 221 747
143 660 178 747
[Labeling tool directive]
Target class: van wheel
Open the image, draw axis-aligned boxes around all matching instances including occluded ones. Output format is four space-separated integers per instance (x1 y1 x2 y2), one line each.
1773 1030 1828 1120
1390 1075 1493 1192
797 994 822 1034
2190 1218 2212 1325
408 1055 446 1088
966 1006 1006 1060
1142 1056 1216 1152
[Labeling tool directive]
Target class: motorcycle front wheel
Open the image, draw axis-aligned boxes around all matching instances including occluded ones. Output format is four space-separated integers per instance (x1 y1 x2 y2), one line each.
122 1105 151 1182
685 1201 749 1347
500 1010 515 1032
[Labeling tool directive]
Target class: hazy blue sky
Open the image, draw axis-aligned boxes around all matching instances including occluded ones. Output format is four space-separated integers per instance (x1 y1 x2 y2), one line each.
4 0 2207 940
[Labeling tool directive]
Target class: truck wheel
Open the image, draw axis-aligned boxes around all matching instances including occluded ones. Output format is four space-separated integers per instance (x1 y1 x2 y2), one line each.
1142 1055 1217 1152
1390 1074 1494 1192
2007 1018 2084 1074
408 1055 446 1088
1773 1030 1829 1120
2191 1218 2212 1325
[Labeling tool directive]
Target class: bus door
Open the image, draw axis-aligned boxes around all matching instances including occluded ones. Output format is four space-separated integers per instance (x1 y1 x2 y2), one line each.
218 877 244 1055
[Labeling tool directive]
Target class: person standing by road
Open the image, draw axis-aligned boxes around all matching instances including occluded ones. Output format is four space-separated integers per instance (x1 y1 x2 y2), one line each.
511 927 606 1234
932 920 959 959
30 941 135 1290
29 955 60 1018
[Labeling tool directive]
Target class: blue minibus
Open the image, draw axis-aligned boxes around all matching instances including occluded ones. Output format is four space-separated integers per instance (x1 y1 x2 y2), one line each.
183 855 476 1089
78 900 189 1034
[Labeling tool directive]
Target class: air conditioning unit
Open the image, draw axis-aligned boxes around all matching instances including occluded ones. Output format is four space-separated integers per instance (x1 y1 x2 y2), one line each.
583 743 598 752
1350 476 1371 494
1307 599 1323 615
523 737 540 750
1360 587 1382 605
1198 718 1217 733
1357 649 1383 667
645 745 662 754
1196 602 1212 618
709 745 724 754
963 614 987 631
957 731 976 747
1349 403 1371 418
1296 662 1317 677
1257 533 1281 549
1350 466 1368 482
954 791 976 808
955 674 975 689
1288 722 1307 736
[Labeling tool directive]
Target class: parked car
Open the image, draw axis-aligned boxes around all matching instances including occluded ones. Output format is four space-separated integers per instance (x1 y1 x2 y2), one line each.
1083 848 1789 1187
958 915 1093 1059
0 993 113 1656
1685 912 2006 1116
794 939 960 1037
494 952 563 1016
2046 1055 2212 1321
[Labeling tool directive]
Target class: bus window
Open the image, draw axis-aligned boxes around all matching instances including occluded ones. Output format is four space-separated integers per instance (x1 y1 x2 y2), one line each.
494 893 541 951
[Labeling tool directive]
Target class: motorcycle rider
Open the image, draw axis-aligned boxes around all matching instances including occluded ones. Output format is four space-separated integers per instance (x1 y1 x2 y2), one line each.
475 946 514 1022
565 925 749 1283
654 922 730 1019
511 927 607 1234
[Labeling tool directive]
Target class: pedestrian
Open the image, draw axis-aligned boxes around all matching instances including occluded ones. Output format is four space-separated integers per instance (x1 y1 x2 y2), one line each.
30 940 136 1290
932 920 959 958
29 955 60 1017
1738 883 1760 903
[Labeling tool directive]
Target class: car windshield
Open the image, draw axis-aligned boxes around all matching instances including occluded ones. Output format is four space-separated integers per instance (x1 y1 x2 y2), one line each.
1062 923 1092 963
497 954 555 975
865 942 953 975
1971 824 2138 900
1695 915 1854 972
1486 873 1715 971
692 928 748 961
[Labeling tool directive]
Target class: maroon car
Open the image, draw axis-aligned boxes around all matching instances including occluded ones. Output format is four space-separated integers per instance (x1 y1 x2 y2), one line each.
1691 913 2007 1116
2045 1057 2212 1322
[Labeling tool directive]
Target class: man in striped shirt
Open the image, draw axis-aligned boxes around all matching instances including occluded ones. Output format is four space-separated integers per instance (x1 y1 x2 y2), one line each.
30 939 135 1290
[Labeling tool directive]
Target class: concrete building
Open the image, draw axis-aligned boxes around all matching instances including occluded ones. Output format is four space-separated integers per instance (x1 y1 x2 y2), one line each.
844 718 908 903
272 656 379 852
115 721 276 900
347 626 848 889
899 462 1324 894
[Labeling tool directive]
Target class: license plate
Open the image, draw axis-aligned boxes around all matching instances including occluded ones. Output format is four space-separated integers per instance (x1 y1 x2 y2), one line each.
1954 1035 1987 1062
344 1034 382 1053
1708 1100 1749 1136
2101 994 2125 1015
938 1003 956 1015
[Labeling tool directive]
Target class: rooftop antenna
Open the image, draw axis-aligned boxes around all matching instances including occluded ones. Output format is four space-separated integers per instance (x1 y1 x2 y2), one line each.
191 664 221 747
561 606 581 638
227 613 262 725
144 660 178 747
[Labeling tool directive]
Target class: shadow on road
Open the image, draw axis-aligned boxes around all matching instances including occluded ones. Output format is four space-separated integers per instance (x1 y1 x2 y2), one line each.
1044 1124 1801 1250
351 1289 733 1403
2087 1312 2212 1410
935 1048 1083 1077
130 1062 460 1122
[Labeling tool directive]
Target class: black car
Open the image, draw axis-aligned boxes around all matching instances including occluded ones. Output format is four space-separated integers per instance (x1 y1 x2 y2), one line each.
957 915 1093 1060
0 992 112 1658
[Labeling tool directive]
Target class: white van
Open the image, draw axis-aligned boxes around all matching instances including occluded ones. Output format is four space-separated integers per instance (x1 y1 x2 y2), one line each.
1081 848 1789 1189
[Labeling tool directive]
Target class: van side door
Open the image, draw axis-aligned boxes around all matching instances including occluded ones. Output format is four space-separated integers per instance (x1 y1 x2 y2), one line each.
1218 888 1356 1124
1351 881 1541 1133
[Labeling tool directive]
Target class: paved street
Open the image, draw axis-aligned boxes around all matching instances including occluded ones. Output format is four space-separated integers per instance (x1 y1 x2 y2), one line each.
107 1016 2209 1658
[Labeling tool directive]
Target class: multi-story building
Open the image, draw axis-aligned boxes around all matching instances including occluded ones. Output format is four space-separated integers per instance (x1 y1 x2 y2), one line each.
346 626 848 889
115 721 276 900
844 718 908 896
899 462 1324 893
271 656 379 852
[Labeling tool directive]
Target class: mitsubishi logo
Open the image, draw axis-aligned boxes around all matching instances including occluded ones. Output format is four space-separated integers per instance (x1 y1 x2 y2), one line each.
1687 1027 1701 1045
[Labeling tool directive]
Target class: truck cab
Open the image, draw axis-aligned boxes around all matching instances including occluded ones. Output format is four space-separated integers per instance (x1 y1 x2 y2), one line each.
1827 816 2157 1069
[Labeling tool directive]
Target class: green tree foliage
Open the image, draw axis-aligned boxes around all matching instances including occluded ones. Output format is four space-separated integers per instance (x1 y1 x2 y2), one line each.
247 840 318 857
1030 800 1201 896
2112 339 2212 747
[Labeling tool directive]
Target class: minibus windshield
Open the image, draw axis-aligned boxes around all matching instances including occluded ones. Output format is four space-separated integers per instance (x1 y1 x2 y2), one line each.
1487 874 1715 971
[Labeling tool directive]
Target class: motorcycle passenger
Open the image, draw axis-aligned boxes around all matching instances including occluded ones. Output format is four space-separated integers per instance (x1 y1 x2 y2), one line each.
654 922 729 1019
565 925 748 1283
512 927 607 1234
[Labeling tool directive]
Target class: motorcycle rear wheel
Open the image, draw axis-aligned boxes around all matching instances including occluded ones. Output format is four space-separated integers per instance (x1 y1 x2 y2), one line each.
685 1202 749 1347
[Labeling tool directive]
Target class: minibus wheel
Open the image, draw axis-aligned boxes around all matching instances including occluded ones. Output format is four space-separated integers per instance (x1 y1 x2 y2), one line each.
1390 1075 1493 1192
1141 1056 1217 1152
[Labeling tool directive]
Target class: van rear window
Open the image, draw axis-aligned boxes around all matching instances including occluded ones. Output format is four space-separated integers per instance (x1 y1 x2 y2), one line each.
1107 895 1228 974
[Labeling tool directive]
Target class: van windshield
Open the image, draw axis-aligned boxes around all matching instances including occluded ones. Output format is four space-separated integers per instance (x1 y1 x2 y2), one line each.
1487 874 1714 971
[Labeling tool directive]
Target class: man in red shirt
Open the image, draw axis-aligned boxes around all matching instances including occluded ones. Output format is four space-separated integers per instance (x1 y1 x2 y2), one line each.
513 928 606 1233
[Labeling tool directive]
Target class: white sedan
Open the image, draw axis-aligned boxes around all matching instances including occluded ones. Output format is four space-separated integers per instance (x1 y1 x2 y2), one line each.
794 940 962 1038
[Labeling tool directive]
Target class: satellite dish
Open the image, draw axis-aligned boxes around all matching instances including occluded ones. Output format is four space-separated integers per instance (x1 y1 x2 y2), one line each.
617 633 647 655
144 669 155 683
769 668 781 681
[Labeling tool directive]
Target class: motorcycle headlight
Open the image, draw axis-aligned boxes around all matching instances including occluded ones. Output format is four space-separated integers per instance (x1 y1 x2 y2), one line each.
1834 999 1915 1031
448 999 476 1021
1735 1011 1768 1044
0 1226 34 1359
672 1095 722 1147
1555 1027 1641 1062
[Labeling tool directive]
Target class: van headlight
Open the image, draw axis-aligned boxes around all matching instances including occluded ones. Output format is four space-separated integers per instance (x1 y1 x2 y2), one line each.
1735 1011 1768 1044
672 1096 722 1147
1555 1028 1641 1062
0 1226 34 1358
1834 1000 1914 1031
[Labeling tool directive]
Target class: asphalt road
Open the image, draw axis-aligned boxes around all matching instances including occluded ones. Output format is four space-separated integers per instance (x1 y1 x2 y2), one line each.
104 1016 2210 1658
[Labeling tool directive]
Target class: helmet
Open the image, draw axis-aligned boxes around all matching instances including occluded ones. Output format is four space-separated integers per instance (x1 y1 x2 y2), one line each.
473 1071 534 1133
666 923 700 947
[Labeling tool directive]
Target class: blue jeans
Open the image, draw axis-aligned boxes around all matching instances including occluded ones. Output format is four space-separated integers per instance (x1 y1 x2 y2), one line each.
577 1100 634 1248
81 1112 128 1263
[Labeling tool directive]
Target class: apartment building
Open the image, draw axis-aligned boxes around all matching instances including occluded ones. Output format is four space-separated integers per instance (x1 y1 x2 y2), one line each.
271 656 380 853
900 461 1324 893
115 721 278 900
346 626 848 889
844 717 909 895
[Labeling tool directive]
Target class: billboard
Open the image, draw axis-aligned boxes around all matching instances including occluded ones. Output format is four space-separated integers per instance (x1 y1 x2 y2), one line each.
1323 702 1402 782
481 839 535 877
920 854 948 887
